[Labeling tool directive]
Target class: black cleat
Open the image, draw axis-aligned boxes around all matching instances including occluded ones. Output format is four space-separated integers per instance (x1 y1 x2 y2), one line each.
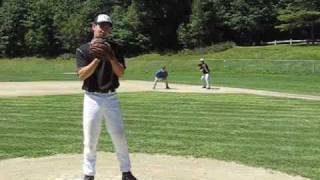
84 175 94 180
122 171 137 180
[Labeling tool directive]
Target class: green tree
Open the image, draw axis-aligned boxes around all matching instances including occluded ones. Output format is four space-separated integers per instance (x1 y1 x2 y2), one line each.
102 0 132 10
178 0 224 49
54 0 103 53
110 4 150 55
130 0 191 51
24 0 60 56
276 0 320 43
0 0 29 56
222 0 278 45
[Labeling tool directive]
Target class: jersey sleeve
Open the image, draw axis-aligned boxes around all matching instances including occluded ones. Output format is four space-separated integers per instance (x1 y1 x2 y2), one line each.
205 64 210 72
75 47 89 69
109 41 126 69
116 53 126 69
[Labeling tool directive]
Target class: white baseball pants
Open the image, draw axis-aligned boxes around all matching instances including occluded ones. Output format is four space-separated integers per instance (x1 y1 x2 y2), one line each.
201 73 211 88
83 91 131 176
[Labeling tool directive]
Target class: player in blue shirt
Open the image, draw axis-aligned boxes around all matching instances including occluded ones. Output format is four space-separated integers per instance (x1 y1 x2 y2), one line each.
152 66 170 89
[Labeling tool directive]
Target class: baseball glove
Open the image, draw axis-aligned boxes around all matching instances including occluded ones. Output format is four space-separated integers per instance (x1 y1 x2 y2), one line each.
89 38 113 60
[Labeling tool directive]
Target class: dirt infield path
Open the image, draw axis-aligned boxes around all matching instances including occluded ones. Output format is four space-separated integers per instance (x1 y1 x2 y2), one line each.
0 152 307 180
0 80 319 101
0 80 312 180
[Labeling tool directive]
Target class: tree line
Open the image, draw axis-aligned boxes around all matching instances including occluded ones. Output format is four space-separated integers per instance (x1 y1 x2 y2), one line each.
0 0 319 58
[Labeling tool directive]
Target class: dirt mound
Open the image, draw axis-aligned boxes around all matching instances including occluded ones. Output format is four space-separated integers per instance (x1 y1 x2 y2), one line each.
0 152 307 180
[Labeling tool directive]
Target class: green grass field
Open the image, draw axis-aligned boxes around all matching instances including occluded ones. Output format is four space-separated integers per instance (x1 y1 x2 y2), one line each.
1 45 320 179
125 45 320 95
0 93 319 179
0 58 77 81
1 45 320 95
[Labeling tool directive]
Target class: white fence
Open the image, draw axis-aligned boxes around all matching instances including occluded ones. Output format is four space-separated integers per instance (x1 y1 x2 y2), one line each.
266 39 320 45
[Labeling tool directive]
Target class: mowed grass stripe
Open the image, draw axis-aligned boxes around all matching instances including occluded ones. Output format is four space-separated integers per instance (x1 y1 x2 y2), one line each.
128 119 316 133
124 99 320 109
125 117 316 129
125 123 319 139
125 130 320 148
121 92 318 103
124 110 318 120
0 92 319 179
126 136 320 159
125 106 320 114
123 99 320 114
0 126 81 134
3 118 318 146
124 112 319 122
122 97 319 106
0 117 80 124
124 126 320 147
0 135 81 143
124 117 317 133
125 115 316 126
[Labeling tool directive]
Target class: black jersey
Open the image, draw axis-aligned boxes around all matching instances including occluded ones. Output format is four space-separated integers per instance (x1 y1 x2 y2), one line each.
76 41 126 93
200 63 210 74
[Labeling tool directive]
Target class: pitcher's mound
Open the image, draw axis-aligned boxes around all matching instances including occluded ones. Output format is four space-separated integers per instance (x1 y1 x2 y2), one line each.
0 152 307 180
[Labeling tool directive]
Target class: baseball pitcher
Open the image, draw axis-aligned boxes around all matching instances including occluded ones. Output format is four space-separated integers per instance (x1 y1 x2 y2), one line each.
76 14 137 180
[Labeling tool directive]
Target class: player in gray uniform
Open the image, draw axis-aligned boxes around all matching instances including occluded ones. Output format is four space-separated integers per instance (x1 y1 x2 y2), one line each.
76 14 137 180
199 58 211 89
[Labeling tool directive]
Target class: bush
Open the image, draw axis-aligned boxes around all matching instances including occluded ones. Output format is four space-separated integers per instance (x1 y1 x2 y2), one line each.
58 53 75 60
179 41 235 55
205 42 235 52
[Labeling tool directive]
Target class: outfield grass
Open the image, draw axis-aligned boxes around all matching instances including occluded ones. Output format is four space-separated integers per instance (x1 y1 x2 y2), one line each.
0 92 319 179
125 55 320 95
1 45 320 94
0 58 76 81
204 44 320 60
125 46 320 95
